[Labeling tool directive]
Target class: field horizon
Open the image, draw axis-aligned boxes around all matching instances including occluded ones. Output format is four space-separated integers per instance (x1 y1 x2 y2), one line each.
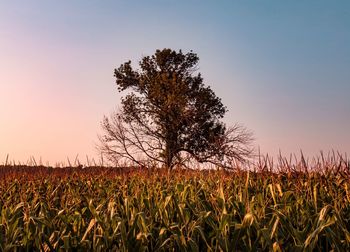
1 150 348 172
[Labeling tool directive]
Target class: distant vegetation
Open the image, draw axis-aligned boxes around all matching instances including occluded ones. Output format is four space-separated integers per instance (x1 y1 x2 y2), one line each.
0 154 349 251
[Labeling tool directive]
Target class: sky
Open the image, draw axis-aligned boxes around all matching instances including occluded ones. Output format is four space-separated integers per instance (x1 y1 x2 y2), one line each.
0 1 349 165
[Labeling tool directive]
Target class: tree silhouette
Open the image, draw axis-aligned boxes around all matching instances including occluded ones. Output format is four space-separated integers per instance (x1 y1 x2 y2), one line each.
99 49 253 169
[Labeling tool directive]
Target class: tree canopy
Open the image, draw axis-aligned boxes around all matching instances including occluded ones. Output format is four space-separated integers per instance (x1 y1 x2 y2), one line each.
99 48 253 169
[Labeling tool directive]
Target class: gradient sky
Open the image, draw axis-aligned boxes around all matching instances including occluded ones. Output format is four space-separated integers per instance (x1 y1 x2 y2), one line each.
1 1 349 165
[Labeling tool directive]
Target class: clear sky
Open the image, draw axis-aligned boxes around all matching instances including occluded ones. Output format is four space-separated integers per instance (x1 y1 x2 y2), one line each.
0 1 349 165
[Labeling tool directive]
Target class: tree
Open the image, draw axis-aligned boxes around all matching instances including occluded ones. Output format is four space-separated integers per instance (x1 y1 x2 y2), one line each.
99 48 253 169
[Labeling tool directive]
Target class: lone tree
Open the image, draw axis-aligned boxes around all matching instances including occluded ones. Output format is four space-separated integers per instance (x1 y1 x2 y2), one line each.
99 48 253 169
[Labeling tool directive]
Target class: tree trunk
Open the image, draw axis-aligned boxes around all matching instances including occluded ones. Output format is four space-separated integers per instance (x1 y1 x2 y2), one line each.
164 141 174 170
164 127 177 170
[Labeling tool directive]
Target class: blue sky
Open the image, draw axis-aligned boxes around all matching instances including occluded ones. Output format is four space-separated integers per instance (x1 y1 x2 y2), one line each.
0 1 349 164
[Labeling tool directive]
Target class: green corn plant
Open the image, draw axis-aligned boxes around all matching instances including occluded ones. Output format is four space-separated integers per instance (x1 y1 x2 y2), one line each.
0 160 350 251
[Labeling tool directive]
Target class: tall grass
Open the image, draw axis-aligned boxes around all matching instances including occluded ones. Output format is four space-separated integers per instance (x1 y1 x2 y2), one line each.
0 153 349 251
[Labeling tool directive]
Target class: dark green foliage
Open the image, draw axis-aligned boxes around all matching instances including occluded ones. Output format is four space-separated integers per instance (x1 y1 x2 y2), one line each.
100 49 252 169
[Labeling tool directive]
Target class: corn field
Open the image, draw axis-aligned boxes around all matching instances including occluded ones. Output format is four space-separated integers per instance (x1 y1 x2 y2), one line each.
0 155 350 251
